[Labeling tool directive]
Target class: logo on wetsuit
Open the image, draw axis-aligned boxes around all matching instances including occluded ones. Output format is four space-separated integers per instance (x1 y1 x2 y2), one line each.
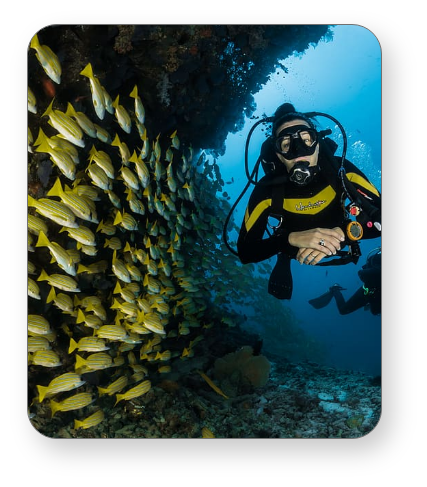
295 199 327 212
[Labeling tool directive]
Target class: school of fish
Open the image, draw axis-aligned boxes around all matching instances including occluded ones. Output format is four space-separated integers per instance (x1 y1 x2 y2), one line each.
28 33 270 435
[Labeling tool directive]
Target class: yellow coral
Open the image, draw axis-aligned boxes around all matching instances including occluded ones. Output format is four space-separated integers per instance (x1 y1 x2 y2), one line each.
213 346 270 388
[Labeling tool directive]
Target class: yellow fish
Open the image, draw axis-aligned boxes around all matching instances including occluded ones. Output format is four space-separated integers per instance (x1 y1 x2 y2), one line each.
95 324 128 341
28 277 41 300
201 427 215 438
65 102 97 138
29 350 61 368
28 314 52 335
46 287 74 313
69 337 109 354
111 133 131 165
50 392 93 417
74 409 105 430
98 376 128 396
28 336 51 353
112 95 132 133
42 99 85 148
59 225 96 246
28 195 79 228
89 146 115 179
129 85 145 124
36 231 76 276
75 352 113 372
37 372 85 402
111 250 131 283
114 380 151 405
80 63 105 120
198 371 229 399
28 213 49 237
28 87 37 113
30 34 61 84
34 131 76 180
37 268 81 292
47 177 96 222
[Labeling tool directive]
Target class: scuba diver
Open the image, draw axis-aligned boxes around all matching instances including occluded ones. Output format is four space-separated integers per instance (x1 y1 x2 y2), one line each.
309 247 381 315
228 103 381 299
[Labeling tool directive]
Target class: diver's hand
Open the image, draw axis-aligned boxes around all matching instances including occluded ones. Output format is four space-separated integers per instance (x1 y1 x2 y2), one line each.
289 227 345 264
296 248 330 265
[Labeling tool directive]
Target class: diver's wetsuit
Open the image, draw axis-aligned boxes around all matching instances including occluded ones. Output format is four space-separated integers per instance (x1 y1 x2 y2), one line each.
237 152 381 264
331 285 381 315
332 253 381 315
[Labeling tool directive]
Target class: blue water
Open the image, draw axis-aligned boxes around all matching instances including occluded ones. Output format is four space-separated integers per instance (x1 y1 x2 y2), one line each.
218 25 381 376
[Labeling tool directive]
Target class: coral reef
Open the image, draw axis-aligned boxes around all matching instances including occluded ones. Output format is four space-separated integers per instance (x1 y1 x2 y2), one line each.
213 346 271 396
29 25 331 156
27 25 353 439
30 355 381 438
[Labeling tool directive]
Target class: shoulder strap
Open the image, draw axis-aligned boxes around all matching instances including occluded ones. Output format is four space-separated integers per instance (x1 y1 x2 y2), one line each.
267 182 285 231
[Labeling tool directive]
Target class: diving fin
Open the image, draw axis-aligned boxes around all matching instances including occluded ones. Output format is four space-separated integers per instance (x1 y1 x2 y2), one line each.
308 290 334 309
309 284 347 309
268 253 293 300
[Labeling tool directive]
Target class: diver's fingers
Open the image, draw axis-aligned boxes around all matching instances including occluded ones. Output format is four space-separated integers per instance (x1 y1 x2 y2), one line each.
315 229 343 253
309 253 328 265
297 248 328 265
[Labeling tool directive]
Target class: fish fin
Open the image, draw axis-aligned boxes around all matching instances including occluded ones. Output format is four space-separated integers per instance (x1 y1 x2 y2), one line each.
46 286 56 303
35 230 50 248
37 268 49 282
36 384 49 403
68 338 78 354
30 34 41 50
41 99 55 118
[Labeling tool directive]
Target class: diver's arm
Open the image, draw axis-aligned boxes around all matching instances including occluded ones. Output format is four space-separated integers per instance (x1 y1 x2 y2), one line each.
237 185 294 263
237 212 291 263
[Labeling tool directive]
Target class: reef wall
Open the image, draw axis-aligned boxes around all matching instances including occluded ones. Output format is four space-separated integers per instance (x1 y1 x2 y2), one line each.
29 25 331 155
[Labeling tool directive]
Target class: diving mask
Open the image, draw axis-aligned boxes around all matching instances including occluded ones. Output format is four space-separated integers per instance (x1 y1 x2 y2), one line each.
274 125 318 160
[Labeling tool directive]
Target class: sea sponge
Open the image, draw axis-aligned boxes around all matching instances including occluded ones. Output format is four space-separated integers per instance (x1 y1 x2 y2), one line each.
213 346 270 388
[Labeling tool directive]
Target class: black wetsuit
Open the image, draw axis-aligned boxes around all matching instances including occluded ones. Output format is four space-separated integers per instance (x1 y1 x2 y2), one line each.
237 152 381 264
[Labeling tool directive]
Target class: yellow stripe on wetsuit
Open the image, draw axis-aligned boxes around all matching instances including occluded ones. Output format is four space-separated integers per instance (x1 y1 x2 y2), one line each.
244 186 337 233
346 172 380 197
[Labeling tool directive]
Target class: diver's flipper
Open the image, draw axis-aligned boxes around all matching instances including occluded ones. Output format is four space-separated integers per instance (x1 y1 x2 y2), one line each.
308 290 334 309
268 253 293 300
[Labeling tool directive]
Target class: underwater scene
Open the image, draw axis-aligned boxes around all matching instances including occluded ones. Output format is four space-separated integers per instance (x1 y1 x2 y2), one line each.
27 25 381 439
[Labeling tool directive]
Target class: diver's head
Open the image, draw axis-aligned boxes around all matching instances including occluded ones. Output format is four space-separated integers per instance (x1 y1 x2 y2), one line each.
272 104 320 186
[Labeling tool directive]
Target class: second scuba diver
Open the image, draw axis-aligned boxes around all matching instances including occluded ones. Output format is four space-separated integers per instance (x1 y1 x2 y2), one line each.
309 247 381 315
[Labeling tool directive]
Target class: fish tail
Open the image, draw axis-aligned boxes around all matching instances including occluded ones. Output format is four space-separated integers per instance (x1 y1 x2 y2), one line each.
34 127 48 147
37 268 49 282
68 338 78 354
28 194 38 208
97 386 108 396
65 102 77 118
80 62 94 79
114 394 124 406
75 354 86 370
129 85 138 98
113 95 119 109
46 286 56 303
30 33 40 50
50 399 60 418
41 99 55 118
74 419 83 430
77 264 89 274
111 134 121 147
36 385 49 402
46 177 64 198
36 230 51 248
